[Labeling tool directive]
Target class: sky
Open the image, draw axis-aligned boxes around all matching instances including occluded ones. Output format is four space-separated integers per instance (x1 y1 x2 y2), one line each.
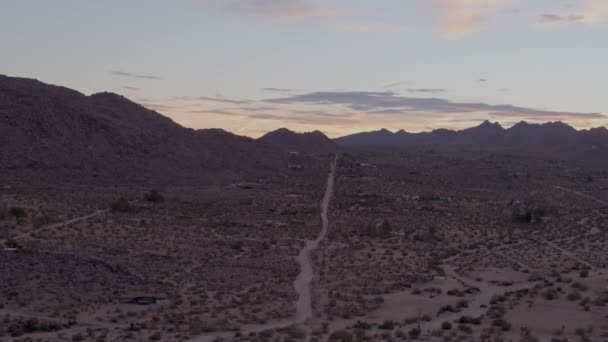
1 0 607 137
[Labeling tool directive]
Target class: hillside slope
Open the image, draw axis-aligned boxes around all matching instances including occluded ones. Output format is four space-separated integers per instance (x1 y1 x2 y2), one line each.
259 128 337 154
0 75 283 185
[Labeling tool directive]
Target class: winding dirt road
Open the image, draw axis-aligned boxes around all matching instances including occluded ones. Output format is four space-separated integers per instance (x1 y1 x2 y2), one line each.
293 154 337 323
190 154 338 341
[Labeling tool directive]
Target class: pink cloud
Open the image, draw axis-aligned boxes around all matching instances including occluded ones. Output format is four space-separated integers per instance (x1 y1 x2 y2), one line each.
226 0 342 22
429 0 520 38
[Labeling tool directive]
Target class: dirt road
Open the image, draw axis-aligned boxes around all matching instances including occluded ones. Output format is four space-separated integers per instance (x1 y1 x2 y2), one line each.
190 154 338 341
293 154 337 323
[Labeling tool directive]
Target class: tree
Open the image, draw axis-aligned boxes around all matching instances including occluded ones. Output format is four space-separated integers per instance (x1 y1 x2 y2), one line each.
9 207 27 224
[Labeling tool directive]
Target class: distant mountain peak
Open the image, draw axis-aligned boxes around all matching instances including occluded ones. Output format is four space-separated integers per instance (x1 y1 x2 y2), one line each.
259 128 337 153
476 120 504 130
335 120 606 154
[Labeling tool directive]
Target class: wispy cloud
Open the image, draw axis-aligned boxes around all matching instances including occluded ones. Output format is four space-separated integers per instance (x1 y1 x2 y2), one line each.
407 88 447 93
539 13 585 24
426 0 608 38
382 81 410 89
224 0 341 22
428 0 520 38
176 96 250 105
223 0 401 33
265 90 606 120
331 22 403 33
262 87 304 93
109 70 162 80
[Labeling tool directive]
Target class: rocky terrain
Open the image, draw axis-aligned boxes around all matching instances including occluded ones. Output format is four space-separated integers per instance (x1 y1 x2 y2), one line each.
0 75 287 185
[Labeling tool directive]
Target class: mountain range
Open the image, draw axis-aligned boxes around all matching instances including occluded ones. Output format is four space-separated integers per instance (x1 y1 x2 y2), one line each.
259 128 337 153
335 120 608 169
0 75 286 185
335 120 608 149
1 75 607 184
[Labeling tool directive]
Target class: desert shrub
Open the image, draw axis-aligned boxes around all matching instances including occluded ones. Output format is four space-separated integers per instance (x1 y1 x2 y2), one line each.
447 289 465 297
492 318 512 331
5 239 21 249
408 327 421 339
71 333 85 341
9 207 27 224
458 316 481 325
572 282 588 291
512 206 545 224
230 241 244 250
148 333 162 341
328 330 354 341
283 325 306 339
456 299 469 308
567 291 582 301
458 324 473 333
353 321 372 330
144 190 164 203
379 320 396 330
543 289 559 300
110 198 134 213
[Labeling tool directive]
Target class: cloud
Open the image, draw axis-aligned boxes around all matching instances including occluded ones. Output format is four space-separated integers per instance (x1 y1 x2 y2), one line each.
331 23 403 33
123 86 140 91
427 0 608 37
239 106 278 111
262 87 304 93
109 70 162 80
382 81 410 89
429 0 520 38
223 0 400 33
535 1 608 26
539 13 585 24
177 96 250 105
407 88 447 93
581 0 608 24
224 0 341 22
265 90 606 120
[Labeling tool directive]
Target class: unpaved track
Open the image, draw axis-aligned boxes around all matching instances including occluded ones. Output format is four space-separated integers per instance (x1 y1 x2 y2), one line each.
1 210 108 245
293 154 337 323
190 155 338 341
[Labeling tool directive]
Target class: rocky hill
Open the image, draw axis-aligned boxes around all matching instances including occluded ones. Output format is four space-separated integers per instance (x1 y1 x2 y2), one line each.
259 128 337 154
335 120 608 168
0 75 284 185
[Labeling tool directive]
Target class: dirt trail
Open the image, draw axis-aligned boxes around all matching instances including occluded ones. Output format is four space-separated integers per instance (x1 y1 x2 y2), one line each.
1 210 107 245
293 154 337 323
190 155 338 341
423 265 540 331
553 185 608 206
